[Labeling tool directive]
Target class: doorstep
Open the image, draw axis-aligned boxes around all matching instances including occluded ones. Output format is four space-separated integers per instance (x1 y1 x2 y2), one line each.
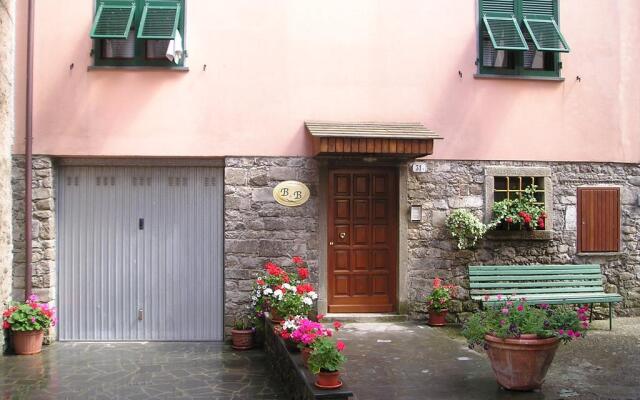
322 314 407 323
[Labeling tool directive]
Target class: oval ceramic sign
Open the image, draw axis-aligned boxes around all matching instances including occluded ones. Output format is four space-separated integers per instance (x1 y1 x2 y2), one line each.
273 181 310 207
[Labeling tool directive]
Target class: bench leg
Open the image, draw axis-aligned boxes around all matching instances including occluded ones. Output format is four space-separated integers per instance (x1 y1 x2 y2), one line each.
609 303 613 331
589 303 593 323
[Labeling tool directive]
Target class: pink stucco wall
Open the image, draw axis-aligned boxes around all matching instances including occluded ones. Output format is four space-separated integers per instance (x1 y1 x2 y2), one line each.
13 1 640 162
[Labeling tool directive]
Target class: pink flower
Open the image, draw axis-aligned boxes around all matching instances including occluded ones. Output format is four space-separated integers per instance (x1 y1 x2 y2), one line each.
575 332 581 338
31 317 36 323
336 341 346 352
496 294 503 301
501 308 509 315
582 322 589 329
506 301 513 307
499 320 505 325
558 329 564 335
333 321 342 330
316 314 325 321
567 329 575 337
517 305 524 312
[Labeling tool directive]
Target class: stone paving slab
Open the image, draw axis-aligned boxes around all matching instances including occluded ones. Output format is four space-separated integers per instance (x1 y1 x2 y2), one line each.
0 342 286 400
338 318 640 400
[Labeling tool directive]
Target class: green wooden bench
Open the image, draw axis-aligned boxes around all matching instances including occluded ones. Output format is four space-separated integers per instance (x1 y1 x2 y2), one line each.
469 264 623 330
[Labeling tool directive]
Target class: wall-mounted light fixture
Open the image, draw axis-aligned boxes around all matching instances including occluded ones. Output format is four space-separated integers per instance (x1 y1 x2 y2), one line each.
410 205 422 222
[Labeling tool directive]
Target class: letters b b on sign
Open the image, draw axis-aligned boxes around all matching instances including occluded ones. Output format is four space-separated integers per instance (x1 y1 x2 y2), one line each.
273 181 311 207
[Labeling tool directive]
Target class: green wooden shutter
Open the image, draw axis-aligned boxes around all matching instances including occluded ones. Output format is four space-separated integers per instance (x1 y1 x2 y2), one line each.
137 1 182 40
480 0 528 51
90 0 136 39
483 13 528 50
522 0 570 52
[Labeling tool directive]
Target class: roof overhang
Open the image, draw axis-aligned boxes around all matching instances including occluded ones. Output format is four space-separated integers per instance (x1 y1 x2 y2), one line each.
305 121 442 158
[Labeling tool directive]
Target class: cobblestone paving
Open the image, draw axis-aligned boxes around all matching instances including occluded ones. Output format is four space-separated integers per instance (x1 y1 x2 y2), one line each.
0 342 286 399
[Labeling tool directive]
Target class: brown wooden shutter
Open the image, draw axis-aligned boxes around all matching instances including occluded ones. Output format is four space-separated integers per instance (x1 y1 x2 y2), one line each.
577 187 620 253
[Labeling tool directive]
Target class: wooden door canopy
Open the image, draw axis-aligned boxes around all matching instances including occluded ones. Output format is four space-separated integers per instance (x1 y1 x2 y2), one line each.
306 121 442 158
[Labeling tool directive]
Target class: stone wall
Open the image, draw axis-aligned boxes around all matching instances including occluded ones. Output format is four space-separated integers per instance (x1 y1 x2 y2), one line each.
0 0 15 352
11 156 56 312
224 157 320 330
406 160 640 321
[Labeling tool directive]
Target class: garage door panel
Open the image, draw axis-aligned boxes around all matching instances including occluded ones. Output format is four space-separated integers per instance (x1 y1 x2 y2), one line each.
58 166 223 341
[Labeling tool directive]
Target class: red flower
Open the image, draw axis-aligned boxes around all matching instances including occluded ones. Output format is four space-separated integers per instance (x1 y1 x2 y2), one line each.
297 267 309 280
505 217 513 224
296 283 314 294
292 256 304 264
2 321 9 330
517 304 524 312
433 277 441 288
281 331 290 339
257 279 265 286
333 321 342 330
336 341 346 352
316 314 325 321
282 274 290 284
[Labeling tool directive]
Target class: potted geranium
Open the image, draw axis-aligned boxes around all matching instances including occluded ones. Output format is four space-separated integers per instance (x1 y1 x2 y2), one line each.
252 257 317 323
2 295 56 355
231 316 256 351
491 185 546 231
290 316 341 367
425 277 455 326
308 337 347 389
278 315 304 352
462 298 589 391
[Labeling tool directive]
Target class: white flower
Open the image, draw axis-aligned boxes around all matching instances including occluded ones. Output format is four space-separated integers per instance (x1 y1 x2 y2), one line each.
290 286 297 293
309 291 318 300
273 289 283 300
282 283 292 291
263 288 273 295
303 297 313 306
251 296 257 301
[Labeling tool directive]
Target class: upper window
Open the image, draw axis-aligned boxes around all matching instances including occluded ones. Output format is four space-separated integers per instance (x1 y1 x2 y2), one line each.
478 0 569 78
90 0 185 67
577 187 620 253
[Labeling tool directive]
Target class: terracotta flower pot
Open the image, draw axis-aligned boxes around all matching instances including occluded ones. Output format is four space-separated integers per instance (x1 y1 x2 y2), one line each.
315 370 342 390
301 346 312 367
269 308 284 324
12 330 44 355
231 329 254 350
484 334 560 391
427 309 448 326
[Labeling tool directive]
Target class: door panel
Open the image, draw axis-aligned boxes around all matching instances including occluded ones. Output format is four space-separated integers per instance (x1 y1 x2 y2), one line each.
328 168 398 313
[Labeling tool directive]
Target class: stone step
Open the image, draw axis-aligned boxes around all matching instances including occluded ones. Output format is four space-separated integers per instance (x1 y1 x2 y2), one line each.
321 313 408 323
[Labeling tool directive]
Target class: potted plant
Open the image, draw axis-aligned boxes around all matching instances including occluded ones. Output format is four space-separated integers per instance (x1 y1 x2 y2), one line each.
491 185 546 231
462 298 589 391
425 277 455 326
308 337 347 389
290 316 341 367
2 295 56 355
445 209 489 250
278 316 304 352
251 257 317 323
231 316 255 351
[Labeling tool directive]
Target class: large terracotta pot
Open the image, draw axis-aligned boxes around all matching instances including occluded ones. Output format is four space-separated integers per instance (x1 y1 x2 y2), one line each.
231 329 254 350
427 309 448 326
315 370 342 390
301 346 312 367
12 330 44 355
485 334 560 391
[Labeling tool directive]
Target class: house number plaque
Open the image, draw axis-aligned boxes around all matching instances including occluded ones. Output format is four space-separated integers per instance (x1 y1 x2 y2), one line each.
273 181 310 207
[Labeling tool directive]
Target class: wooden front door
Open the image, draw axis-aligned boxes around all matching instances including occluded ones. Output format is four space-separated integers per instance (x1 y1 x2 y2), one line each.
328 168 398 313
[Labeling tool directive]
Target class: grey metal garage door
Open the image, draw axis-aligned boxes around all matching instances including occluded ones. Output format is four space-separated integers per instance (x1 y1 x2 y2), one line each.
58 166 223 341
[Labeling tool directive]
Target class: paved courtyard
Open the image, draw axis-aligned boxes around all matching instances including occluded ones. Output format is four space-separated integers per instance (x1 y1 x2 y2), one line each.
340 318 640 400
1 318 639 399
0 342 285 399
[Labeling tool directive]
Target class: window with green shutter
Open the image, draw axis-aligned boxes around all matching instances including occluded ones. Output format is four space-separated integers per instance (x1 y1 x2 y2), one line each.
478 0 569 78
92 0 185 68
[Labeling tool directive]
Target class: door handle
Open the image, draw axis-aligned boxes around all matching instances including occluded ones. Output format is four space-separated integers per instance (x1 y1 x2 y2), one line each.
329 241 334 246
339 232 346 239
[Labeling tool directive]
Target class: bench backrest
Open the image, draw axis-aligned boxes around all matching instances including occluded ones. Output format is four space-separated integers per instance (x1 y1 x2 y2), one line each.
469 264 605 297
